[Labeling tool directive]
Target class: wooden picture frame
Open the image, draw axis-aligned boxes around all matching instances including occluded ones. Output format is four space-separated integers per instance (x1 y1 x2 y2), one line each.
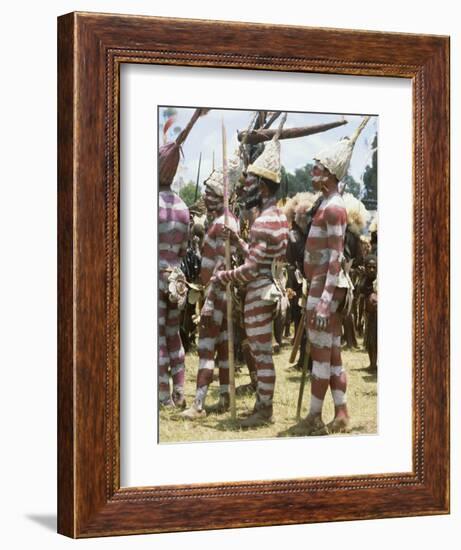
57 12 450 537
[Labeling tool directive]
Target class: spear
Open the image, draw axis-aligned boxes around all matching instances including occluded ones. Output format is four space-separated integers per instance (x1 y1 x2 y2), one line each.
194 152 202 202
296 338 311 421
222 120 236 420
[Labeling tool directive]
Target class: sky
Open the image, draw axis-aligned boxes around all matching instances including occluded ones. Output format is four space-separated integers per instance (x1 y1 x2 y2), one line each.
158 107 378 193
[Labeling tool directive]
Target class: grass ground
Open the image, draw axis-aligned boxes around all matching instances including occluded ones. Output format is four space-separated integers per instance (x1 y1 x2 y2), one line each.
159 337 377 443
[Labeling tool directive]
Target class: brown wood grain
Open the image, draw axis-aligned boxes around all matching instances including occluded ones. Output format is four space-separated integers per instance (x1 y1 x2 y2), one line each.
57 12 76 538
57 11 450 538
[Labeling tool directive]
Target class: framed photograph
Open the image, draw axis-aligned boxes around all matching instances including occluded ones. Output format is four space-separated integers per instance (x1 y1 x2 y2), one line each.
58 12 449 537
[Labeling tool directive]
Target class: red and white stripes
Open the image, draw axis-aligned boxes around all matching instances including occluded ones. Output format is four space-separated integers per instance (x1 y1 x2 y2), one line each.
304 193 347 318
304 193 348 417
218 197 289 408
195 213 239 407
158 191 190 271
158 190 190 405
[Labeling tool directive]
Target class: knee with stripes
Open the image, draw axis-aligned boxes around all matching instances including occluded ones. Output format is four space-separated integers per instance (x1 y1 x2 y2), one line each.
312 361 331 380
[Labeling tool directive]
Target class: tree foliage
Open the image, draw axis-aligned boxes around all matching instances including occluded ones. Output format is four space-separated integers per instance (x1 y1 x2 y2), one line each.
276 163 362 200
363 133 378 203
342 174 362 199
276 164 313 200
179 181 200 207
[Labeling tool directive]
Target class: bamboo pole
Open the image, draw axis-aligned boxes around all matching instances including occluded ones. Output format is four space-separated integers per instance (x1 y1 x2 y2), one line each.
221 120 236 420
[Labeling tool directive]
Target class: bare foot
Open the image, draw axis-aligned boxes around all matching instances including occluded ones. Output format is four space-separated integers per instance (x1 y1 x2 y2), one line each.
289 414 329 436
327 416 351 433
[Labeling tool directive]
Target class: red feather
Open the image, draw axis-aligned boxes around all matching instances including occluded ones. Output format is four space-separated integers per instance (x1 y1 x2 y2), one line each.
163 116 176 137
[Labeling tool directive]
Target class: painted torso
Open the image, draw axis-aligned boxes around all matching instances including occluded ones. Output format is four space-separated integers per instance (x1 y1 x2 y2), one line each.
222 197 289 288
303 193 347 315
200 212 239 287
158 190 190 271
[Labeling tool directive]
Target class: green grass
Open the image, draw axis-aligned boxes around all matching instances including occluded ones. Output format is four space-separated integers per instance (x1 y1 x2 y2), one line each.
159 337 377 443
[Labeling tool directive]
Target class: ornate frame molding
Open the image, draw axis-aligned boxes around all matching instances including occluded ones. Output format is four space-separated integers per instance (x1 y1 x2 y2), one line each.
58 12 449 537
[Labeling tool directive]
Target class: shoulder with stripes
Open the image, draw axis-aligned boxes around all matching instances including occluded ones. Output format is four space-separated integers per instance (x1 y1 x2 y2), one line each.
323 196 347 224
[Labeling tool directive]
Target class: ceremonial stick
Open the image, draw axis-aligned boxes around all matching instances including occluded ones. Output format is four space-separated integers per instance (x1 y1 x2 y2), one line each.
289 277 308 363
289 310 306 364
292 282 309 419
222 120 236 420
194 152 202 202
296 337 310 421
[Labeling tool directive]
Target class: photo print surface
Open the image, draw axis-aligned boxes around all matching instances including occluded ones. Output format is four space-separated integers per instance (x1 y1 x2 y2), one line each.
157 106 378 444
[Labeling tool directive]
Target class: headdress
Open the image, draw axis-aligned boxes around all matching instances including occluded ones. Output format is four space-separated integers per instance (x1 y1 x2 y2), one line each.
204 153 242 197
247 112 287 184
369 213 378 234
158 108 210 186
342 193 370 235
313 116 371 182
283 192 318 230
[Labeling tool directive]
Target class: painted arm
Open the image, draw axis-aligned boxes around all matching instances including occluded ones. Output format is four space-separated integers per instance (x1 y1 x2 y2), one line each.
198 231 216 286
315 205 346 317
178 204 190 259
216 239 265 284
236 236 249 257
214 221 266 285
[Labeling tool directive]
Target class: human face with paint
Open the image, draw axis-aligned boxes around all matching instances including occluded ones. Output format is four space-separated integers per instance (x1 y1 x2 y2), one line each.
310 161 330 192
204 185 223 216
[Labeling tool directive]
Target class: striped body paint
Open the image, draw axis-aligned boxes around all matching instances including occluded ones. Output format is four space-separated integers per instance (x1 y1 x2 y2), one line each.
219 197 289 407
304 192 347 315
158 190 190 405
304 192 348 415
195 213 239 406
158 191 190 270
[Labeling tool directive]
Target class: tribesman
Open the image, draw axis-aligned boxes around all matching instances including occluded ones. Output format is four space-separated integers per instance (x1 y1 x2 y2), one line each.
212 129 289 428
358 254 378 372
181 160 241 419
158 108 208 408
341 193 370 349
301 117 370 435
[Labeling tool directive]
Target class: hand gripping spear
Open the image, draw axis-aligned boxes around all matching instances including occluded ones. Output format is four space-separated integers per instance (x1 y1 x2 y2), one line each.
221 120 236 420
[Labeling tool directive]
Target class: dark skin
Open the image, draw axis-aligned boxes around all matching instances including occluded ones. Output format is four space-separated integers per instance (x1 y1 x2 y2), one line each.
365 259 378 309
365 258 377 280
361 240 372 258
363 258 378 370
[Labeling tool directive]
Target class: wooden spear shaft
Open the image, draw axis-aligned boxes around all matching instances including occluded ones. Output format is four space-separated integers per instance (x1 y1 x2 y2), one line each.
194 152 202 202
222 120 236 420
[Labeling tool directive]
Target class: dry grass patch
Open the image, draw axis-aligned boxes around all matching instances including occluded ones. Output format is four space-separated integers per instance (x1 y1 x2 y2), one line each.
159 338 377 443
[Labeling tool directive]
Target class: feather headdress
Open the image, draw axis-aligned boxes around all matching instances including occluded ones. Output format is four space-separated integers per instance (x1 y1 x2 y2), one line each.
369 213 378 233
342 193 370 235
284 191 319 231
